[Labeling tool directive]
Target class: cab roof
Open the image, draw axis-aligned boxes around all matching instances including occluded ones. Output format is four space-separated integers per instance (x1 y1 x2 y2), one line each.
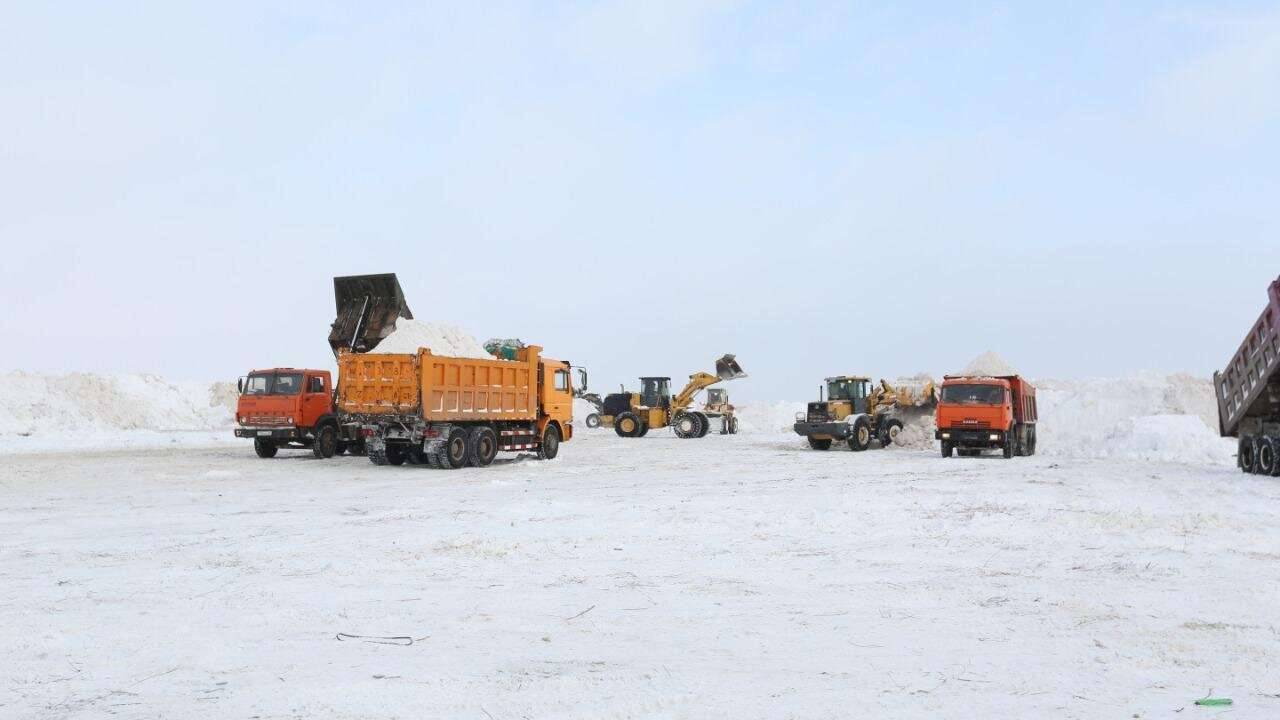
639 376 672 381
825 375 870 382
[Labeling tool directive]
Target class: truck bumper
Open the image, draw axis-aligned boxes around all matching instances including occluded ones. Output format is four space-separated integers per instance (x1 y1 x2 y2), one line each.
235 427 302 440
936 428 1006 447
794 421 851 440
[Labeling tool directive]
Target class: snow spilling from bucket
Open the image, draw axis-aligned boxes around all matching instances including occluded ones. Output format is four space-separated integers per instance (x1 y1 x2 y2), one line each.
370 319 492 358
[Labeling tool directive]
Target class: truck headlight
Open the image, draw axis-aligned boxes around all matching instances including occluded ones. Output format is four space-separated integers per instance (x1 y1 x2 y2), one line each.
941 432 950 439
288 417 295 425
989 433 999 441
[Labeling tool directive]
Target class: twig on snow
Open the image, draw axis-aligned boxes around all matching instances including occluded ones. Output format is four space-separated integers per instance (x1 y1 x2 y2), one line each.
565 605 596 622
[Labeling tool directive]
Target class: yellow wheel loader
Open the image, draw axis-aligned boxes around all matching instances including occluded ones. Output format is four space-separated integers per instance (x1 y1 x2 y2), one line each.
606 355 746 438
793 376 936 451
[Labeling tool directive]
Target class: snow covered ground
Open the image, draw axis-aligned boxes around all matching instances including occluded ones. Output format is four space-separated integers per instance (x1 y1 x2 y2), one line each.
3 429 1277 719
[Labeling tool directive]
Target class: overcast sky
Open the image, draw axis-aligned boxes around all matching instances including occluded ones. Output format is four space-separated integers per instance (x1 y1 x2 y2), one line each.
2 2 1277 400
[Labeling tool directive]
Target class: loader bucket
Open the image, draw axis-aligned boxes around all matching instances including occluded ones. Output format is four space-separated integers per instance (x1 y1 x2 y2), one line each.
328 273 414 355
715 354 747 381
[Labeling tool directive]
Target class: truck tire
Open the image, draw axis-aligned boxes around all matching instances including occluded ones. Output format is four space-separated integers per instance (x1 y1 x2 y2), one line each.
1240 436 1256 473
385 443 407 466
1257 436 1278 476
585 413 601 429
808 438 832 451
406 445 428 465
847 416 872 452
467 426 498 467
539 424 561 460
880 419 904 447
941 441 954 458
615 412 642 438
334 443 348 456
673 412 699 439
254 438 278 458
1027 426 1037 456
312 424 338 459
1002 426 1015 459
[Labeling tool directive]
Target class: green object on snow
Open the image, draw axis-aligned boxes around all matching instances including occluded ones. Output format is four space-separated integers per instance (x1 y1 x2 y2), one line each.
1194 697 1233 706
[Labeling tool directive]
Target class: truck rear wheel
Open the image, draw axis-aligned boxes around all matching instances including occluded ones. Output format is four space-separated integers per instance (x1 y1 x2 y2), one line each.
1257 436 1278 476
1240 436 1256 473
847 417 872 452
385 443 407 466
467 426 498 467
312 424 338 459
539 424 561 460
808 437 832 451
615 412 641 438
254 438 278 458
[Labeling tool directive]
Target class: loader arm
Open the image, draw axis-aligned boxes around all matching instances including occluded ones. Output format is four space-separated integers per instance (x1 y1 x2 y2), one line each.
672 372 723 413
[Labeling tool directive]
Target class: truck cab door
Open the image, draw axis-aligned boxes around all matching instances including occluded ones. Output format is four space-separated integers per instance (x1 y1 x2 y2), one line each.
543 364 573 426
302 374 329 427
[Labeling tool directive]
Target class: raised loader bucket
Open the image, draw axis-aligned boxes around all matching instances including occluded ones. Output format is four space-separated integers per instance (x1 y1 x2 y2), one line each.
715 354 747 381
329 273 413 355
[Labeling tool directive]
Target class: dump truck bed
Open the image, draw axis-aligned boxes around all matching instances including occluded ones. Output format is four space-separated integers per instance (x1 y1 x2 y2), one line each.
1214 276 1280 438
337 347 542 422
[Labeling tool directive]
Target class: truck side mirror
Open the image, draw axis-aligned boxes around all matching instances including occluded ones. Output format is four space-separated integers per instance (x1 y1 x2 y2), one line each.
237 377 244 394
576 368 588 392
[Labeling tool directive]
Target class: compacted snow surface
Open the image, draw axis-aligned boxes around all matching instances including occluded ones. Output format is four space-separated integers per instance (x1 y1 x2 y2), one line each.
4 431 1278 719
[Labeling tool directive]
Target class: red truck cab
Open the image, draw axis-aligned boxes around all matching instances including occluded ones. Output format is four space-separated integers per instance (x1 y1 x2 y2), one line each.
234 368 360 459
935 375 1038 458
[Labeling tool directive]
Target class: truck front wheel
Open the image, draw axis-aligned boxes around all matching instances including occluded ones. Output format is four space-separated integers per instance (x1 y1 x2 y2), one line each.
312 424 338 459
1002 427 1015 459
941 441 954 458
254 438 278 458
539 424 561 460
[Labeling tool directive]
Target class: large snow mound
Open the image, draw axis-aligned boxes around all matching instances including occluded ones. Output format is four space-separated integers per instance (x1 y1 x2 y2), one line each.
959 351 1018 377
371 319 491 358
0 371 237 453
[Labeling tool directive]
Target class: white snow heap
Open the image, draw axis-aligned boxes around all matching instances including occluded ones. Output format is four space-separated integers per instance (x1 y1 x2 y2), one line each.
959 351 1018 377
370 319 492 358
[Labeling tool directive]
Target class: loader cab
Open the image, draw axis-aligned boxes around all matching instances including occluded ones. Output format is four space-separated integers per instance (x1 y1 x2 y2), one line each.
639 377 672 408
705 388 728 406
826 376 871 414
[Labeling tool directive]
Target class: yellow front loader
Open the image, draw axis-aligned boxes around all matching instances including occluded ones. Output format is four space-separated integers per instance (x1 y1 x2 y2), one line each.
607 355 747 438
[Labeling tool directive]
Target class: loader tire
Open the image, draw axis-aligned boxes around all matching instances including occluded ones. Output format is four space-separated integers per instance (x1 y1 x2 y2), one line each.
848 416 872 452
941 441 954 458
637 422 649 437
1256 436 1278 477
312 424 338 459
585 413 601 429
880 419 904 447
728 417 739 435
615 412 642 438
467 426 498 468
808 438 832 451
673 412 699 439
1239 436 1255 474
538 424 561 460
694 412 711 438
254 438 278 458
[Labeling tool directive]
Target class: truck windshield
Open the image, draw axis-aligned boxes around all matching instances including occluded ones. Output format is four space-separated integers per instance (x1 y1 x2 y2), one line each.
827 379 864 400
941 384 1005 405
243 372 304 396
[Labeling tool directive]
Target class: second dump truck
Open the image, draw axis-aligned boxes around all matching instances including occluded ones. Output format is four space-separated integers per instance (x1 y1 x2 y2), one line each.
935 375 1038 458
1215 274 1280 475
337 345 575 468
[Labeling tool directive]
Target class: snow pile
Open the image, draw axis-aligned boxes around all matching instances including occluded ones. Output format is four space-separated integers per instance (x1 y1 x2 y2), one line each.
959 351 1018 377
573 399 600 426
0 371 237 453
1036 373 1233 464
886 407 937 450
734 401 805 435
371 319 491 358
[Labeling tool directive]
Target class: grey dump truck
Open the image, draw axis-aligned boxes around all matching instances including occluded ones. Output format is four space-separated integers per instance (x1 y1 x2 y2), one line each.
1215 275 1280 475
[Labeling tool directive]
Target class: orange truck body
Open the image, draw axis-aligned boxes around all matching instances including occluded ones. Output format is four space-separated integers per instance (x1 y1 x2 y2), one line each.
336 344 574 468
234 368 361 458
935 375 1038 458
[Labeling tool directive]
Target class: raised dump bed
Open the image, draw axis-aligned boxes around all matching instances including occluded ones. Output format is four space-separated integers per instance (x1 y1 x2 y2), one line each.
337 345 574 469
1214 275 1280 474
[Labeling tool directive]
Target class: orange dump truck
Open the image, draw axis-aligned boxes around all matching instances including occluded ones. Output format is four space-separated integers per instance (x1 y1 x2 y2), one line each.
337 345 575 468
935 375 1038 458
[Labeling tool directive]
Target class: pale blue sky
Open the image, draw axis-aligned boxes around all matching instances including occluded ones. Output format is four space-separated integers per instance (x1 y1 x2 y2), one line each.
2 2 1277 399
